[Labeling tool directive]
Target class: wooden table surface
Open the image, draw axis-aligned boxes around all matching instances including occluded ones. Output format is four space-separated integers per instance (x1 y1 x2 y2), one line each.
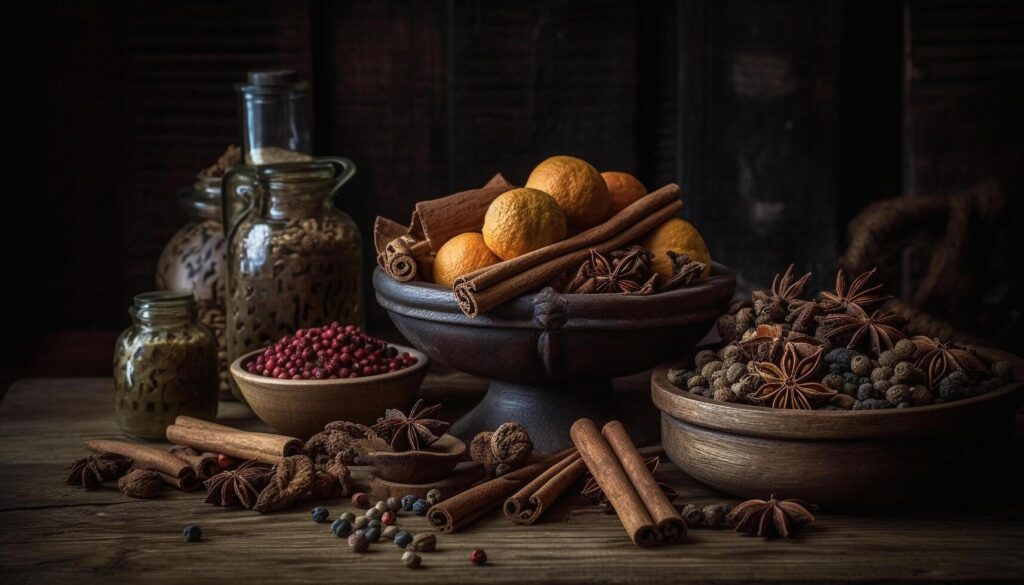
2 375 1024 584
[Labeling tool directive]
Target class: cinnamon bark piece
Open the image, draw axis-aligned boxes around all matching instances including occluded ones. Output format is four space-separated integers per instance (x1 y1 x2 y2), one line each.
503 450 585 525
426 448 574 533
454 184 683 317
165 416 302 465
168 445 219 480
410 173 514 252
86 439 199 491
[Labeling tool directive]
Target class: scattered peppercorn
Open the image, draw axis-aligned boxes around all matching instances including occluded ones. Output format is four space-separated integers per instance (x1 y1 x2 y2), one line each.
382 526 399 540
386 497 402 512
893 338 916 360
394 531 413 548
351 492 370 508
401 494 417 511
469 549 488 565
409 532 437 552
365 507 383 521
353 516 369 530
365 527 382 543
425 489 442 505
381 511 397 526
348 533 369 553
412 499 430 516
374 500 388 513
681 504 704 527
340 511 356 523
402 551 422 569
367 519 382 531
182 525 202 542
311 506 330 523
332 519 352 537
701 504 730 528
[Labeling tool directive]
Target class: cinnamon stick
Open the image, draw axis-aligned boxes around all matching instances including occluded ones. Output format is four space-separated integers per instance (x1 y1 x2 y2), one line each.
454 184 683 317
410 173 513 252
168 445 219 480
427 448 574 533
602 421 686 544
86 439 199 491
381 235 434 282
165 416 302 465
503 450 585 525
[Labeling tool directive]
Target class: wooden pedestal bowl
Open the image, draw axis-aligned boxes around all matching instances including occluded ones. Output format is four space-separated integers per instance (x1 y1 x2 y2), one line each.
652 349 1024 508
359 434 467 483
374 264 736 452
229 345 429 440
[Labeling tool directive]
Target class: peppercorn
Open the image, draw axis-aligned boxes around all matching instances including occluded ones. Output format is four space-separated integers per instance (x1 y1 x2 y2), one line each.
877 349 897 367
992 360 1014 382
386 497 402 512
713 387 735 403
353 516 369 530
495 463 512 476
365 507 383 521
855 384 873 401
379 511 396 526
843 383 858 395
886 384 910 405
351 492 370 508
681 504 704 527
425 489 442 505
874 379 892 393
940 371 970 400
401 494 417 511
718 344 742 365
701 360 724 379
382 526 399 540
412 499 430 515
694 349 718 370
348 533 369 553
897 402 912 408
710 374 729 391
374 500 388 513
893 338 916 360
409 533 437 552
311 506 330 523
857 381 874 395
871 366 894 383
402 551 422 569
850 354 873 376
825 348 853 367
725 362 746 384
667 367 692 388
340 511 356 523
182 524 202 543
892 362 916 383
365 527 382 543
687 375 708 389
910 385 934 406
701 504 730 528
469 549 488 565
332 519 352 537
394 531 413 548
367 519 382 531
822 373 844 391
831 393 856 410
828 363 844 374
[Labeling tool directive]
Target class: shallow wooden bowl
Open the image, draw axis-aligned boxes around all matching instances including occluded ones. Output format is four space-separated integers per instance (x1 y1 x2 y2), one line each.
229 345 429 440
360 434 467 483
652 348 1024 507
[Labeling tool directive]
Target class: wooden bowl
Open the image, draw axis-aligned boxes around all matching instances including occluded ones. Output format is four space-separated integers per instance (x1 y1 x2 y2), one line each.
229 344 429 440
652 348 1024 508
374 263 736 452
360 434 467 483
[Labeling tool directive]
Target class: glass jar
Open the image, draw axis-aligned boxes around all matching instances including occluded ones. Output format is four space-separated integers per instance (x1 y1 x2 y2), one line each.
156 173 231 399
237 70 314 166
223 157 363 401
113 292 219 439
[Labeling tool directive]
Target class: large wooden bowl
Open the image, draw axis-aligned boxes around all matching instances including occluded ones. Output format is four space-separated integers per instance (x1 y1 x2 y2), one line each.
229 344 429 440
651 348 1024 507
375 263 736 452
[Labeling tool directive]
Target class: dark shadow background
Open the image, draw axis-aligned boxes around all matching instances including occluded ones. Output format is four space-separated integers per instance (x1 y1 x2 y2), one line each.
4 0 1023 390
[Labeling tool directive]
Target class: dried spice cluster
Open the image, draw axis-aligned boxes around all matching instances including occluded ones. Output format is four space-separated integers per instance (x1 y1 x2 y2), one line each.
563 246 705 296
669 265 1015 410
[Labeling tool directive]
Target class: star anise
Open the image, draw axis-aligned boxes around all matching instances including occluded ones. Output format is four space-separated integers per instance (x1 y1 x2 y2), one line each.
581 456 678 512
818 267 890 315
771 264 812 306
750 343 835 409
817 309 906 356
911 336 986 389
739 324 827 363
727 494 817 538
661 252 706 291
371 399 450 452
566 249 656 295
67 453 132 489
204 460 274 509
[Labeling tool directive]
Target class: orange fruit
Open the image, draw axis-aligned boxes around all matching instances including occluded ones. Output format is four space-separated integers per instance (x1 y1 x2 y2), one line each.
640 218 712 280
432 233 501 288
482 188 567 260
601 171 647 217
525 156 610 229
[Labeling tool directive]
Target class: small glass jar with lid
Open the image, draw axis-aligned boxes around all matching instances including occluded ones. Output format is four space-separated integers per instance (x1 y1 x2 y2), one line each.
237 70 314 165
113 291 219 439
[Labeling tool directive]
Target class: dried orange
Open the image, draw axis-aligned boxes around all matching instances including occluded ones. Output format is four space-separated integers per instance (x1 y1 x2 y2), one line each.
601 171 647 217
482 188 567 260
432 233 501 288
640 218 711 280
525 156 610 229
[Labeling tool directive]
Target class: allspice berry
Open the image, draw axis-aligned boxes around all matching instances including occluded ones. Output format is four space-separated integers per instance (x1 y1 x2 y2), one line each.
725 362 746 384
681 503 704 527
409 532 437 552
701 360 725 379
718 344 742 365
894 338 916 360
871 366 894 383
886 384 911 405
910 385 934 406
402 551 422 568
667 367 691 388
893 362 916 384
694 349 718 370
713 387 736 403
701 504 730 528
687 375 708 389
850 355 873 376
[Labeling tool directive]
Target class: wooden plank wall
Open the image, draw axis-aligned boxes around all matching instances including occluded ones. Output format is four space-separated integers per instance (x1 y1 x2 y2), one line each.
6 0 1024 379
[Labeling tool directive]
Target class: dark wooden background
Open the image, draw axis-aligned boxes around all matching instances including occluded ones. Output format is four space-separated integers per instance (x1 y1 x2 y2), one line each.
5 0 1023 387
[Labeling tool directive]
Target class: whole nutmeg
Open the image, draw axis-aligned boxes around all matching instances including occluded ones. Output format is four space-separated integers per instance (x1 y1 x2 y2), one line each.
893 338 916 360
409 532 437 552
713 387 736 403
469 432 494 465
725 362 746 384
681 503 704 527
490 422 533 469
117 469 163 498
910 385 934 406
850 355 873 376
694 349 718 370
886 384 911 405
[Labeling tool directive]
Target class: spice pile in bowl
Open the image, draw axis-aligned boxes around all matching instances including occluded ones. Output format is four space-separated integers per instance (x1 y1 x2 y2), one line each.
243 323 418 380
668 265 1015 410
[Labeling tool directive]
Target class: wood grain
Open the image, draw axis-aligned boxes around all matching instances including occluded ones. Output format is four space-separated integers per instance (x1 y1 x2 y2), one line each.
2 377 1024 583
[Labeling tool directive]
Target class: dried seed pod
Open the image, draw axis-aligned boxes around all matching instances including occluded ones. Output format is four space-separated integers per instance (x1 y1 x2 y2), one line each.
469 432 493 464
254 455 316 513
490 422 533 469
117 469 163 498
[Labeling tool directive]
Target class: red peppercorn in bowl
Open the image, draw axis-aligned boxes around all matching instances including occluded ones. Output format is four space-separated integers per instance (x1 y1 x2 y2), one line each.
229 325 428 439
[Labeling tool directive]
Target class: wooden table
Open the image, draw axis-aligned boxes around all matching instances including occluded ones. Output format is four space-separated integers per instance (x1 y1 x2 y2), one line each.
2 376 1024 584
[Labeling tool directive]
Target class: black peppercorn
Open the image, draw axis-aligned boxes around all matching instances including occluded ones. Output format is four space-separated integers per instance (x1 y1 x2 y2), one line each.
311 506 330 523
182 524 202 542
332 519 352 537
